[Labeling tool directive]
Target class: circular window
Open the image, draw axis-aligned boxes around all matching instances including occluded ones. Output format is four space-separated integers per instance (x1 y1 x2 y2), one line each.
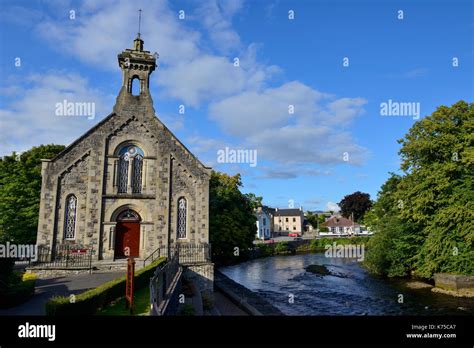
118 145 145 158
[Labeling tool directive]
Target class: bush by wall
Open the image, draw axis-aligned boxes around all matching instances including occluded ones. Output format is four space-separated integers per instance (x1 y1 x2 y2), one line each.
45 258 165 316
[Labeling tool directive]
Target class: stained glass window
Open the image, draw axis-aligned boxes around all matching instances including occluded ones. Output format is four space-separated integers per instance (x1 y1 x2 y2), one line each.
64 195 77 240
117 209 140 221
118 145 144 157
132 154 143 193
118 153 129 193
177 197 187 239
117 145 144 194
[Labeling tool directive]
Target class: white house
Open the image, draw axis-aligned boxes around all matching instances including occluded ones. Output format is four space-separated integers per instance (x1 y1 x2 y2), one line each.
320 216 361 236
255 207 272 240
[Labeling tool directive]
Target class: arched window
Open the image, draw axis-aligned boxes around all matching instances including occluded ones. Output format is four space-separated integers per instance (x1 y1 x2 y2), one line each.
117 145 144 194
177 197 187 239
132 154 143 193
131 77 140 96
64 195 77 240
117 208 141 221
118 153 129 193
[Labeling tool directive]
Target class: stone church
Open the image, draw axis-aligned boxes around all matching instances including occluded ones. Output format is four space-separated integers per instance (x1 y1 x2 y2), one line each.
36 34 211 262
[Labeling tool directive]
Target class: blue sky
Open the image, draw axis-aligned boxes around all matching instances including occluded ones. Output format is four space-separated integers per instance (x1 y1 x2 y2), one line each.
0 0 472 211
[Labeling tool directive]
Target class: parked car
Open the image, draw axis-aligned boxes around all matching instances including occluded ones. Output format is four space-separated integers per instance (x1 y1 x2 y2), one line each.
289 233 299 237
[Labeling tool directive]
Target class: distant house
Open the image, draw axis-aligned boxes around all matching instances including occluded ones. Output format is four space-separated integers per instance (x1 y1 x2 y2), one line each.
320 216 361 236
255 207 272 240
273 208 304 235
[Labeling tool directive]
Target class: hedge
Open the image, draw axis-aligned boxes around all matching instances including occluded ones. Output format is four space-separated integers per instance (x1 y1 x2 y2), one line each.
45 257 166 316
0 272 37 309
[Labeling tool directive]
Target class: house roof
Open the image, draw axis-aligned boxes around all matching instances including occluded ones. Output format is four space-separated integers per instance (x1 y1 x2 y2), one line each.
321 216 360 228
273 208 303 217
262 206 276 216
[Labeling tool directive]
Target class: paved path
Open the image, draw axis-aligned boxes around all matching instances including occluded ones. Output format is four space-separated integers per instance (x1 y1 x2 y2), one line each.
0 272 123 315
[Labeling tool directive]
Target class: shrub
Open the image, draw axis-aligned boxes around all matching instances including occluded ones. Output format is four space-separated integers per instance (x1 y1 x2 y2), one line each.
256 243 273 257
45 258 165 316
0 271 37 308
274 242 290 254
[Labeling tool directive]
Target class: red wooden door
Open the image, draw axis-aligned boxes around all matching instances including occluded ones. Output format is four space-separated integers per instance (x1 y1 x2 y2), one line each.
115 222 140 258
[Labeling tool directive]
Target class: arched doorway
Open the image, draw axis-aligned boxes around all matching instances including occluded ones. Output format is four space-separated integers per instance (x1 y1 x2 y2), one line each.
115 209 141 258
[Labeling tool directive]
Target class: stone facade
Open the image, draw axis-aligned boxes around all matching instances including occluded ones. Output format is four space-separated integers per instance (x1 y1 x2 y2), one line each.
36 36 211 262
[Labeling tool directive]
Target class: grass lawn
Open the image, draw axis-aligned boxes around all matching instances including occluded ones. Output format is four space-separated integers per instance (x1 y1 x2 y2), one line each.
97 285 150 316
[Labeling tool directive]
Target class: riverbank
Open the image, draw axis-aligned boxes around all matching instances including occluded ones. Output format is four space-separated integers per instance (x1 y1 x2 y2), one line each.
220 252 474 315
251 238 473 298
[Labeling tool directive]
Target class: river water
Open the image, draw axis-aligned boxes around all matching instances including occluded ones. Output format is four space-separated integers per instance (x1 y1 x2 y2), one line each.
220 253 474 315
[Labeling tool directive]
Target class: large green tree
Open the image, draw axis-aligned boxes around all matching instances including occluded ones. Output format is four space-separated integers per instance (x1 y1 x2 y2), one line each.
365 101 474 278
0 144 65 245
209 171 257 265
338 191 372 222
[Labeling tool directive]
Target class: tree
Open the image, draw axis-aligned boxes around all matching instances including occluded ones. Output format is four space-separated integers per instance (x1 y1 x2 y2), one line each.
209 171 257 265
364 174 422 277
305 212 319 229
338 191 372 222
365 101 474 278
0 145 65 245
244 193 263 210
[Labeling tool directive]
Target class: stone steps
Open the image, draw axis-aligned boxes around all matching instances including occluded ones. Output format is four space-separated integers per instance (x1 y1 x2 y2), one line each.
92 259 146 272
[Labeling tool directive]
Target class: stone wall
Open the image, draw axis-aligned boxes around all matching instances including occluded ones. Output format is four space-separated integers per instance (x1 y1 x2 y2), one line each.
184 263 214 295
434 273 474 291
214 270 283 316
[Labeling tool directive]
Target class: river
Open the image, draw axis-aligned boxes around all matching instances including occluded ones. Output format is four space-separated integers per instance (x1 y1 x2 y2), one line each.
220 253 474 315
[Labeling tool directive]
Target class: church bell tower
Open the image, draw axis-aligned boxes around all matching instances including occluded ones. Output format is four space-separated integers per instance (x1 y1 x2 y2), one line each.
114 12 157 114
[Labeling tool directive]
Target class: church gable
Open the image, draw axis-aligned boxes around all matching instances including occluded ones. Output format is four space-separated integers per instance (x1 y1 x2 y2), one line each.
37 32 211 262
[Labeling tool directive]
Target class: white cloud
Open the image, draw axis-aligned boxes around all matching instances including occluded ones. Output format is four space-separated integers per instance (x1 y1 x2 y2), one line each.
32 0 278 107
194 0 244 53
209 81 368 166
0 72 113 155
326 201 340 212
6 0 368 178
36 0 201 70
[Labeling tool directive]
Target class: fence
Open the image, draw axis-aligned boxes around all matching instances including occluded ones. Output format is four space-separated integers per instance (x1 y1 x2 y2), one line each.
148 243 211 315
149 251 181 315
175 243 211 265
28 244 94 271
144 243 211 267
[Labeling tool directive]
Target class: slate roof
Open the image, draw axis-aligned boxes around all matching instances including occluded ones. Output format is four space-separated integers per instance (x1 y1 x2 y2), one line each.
321 216 360 228
273 208 303 217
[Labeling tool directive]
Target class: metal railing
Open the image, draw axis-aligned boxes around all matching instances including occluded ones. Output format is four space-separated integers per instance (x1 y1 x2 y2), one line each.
143 243 211 267
149 251 181 315
29 244 94 271
142 245 168 268
174 243 211 265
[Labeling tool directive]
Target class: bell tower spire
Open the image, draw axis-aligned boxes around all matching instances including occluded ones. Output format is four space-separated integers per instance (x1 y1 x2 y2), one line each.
114 10 158 114
134 9 144 51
